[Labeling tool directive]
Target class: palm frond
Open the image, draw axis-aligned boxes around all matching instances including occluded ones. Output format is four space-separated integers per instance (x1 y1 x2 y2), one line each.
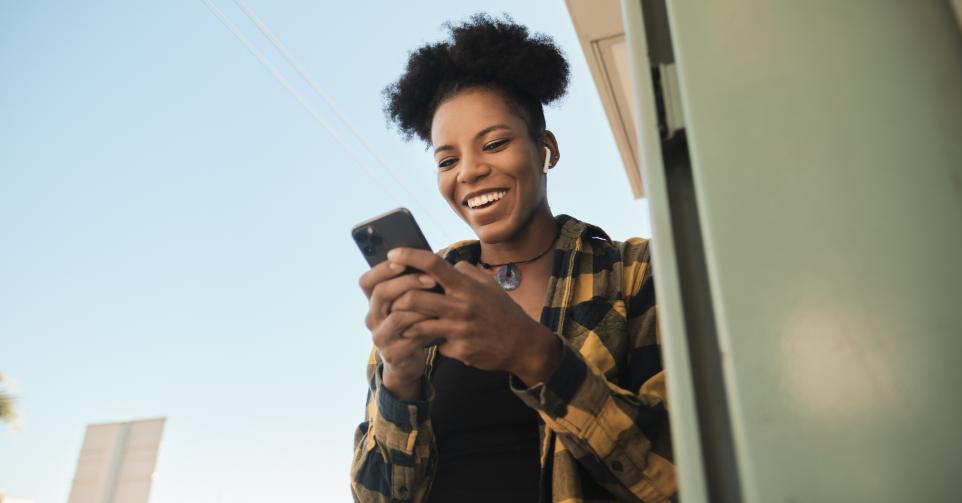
0 372 16 424
0 391 14 423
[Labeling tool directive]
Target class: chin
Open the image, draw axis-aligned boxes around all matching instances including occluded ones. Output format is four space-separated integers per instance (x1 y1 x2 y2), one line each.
470 216 519 244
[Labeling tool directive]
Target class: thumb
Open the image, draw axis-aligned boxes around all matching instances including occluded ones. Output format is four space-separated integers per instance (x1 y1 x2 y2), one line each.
455 260 496 284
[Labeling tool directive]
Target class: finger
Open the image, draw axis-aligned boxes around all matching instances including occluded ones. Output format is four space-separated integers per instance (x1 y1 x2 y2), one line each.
395 330 448 349
370 273 439 321
403 317 465 341
387 247 466 291
372 310 432 347
454 260 496 285
390 289 453 318
359 260 406 298
436 339 472 366
398 318 452 349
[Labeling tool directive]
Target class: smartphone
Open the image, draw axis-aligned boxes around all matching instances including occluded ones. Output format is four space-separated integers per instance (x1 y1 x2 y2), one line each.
352 207 444 294
353 208 446 347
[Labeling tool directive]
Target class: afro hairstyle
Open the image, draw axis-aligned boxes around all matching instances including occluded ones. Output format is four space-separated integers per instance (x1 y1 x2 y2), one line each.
383 13 570 145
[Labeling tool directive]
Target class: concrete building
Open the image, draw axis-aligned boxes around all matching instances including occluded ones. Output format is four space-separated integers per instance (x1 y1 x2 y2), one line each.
66 418 166 503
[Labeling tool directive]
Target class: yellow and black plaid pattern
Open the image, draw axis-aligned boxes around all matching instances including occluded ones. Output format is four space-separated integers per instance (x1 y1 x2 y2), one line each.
351 215 675 502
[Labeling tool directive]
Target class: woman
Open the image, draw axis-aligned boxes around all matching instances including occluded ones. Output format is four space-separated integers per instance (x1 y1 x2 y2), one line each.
351 14 676 503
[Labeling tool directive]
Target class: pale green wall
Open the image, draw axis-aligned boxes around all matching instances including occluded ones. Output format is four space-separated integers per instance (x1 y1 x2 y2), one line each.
633 1 962 501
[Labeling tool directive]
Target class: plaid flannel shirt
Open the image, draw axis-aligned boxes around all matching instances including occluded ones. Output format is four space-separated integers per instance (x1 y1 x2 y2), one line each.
351 215 676 502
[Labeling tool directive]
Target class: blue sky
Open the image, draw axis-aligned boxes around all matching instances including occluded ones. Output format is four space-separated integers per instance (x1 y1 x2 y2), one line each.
0 1 650 501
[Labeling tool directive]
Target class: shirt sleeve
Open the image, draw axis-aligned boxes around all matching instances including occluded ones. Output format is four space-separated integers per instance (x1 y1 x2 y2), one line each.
509 238 676 502
351 347 437 503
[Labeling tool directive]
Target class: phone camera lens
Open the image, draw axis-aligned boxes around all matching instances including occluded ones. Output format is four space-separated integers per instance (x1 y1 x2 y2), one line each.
362 226 383 246
355 232 368 243
363 245 377 256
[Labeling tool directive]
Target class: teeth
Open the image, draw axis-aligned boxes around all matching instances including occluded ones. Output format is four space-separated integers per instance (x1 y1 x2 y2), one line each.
467 190 506 209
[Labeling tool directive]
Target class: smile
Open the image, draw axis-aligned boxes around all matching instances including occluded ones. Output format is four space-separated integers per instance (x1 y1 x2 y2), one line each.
465 189 508 209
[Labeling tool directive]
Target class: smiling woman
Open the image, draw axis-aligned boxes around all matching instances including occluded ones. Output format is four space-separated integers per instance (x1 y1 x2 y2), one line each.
350 14 676 503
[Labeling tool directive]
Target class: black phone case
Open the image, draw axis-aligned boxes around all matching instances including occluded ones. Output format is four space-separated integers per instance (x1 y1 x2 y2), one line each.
352 207 433 268
352 208 447 346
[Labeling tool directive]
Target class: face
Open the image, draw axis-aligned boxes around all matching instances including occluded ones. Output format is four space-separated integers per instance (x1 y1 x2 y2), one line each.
430 88 554 243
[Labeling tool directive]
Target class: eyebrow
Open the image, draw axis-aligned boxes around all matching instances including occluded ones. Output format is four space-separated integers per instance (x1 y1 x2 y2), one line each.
433 124 512 154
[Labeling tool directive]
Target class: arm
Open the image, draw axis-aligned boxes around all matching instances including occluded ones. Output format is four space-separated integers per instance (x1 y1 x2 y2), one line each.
350 347 437 503
351 259 445 503
509 239 676 502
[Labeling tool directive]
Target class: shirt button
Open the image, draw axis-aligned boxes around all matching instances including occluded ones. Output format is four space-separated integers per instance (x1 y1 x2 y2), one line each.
611 460 624 472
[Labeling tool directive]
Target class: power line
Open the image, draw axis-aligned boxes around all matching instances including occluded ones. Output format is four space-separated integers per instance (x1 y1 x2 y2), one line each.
198 0 389 201
199 0 450 241
231 0 445 236
231 0 451 240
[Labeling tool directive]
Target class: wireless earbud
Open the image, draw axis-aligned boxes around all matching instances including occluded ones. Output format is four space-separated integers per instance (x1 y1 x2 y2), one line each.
542 146 552 174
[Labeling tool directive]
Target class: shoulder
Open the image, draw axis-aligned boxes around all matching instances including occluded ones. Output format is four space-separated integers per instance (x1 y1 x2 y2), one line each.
575 218 651 272
614 236 652 269
575 221 652 297
613 237 653 298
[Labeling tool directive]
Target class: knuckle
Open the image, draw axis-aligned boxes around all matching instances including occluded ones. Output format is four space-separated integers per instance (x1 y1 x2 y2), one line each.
422 257 440 270
448 342 466 359
400 290 420 307
380 348 396 363
404 273 421 290
391 295 407 312
371 326 386 347
390 312 411 333
383 312 399 330
404 310 425 325
370 283 389 305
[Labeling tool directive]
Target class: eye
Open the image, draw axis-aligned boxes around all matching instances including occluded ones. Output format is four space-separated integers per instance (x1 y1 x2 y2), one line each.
483 138 510 151
438 157 457 170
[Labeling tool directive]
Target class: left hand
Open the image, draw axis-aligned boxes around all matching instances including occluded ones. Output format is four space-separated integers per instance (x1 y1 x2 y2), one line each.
385 247 562 386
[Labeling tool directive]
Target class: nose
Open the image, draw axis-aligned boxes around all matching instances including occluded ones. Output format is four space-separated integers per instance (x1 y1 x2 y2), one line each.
457 151 491 184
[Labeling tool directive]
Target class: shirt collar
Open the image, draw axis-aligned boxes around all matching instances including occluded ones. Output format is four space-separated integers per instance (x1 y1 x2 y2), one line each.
441 214 611 265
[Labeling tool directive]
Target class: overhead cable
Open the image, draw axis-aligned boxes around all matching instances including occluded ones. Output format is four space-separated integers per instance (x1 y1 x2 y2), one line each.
200 0 450 241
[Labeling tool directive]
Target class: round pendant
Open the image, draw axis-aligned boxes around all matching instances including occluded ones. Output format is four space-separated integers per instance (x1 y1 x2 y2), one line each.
496 263 521 290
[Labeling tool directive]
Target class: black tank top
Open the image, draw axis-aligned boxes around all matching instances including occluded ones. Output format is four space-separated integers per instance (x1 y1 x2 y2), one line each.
426 353 541 502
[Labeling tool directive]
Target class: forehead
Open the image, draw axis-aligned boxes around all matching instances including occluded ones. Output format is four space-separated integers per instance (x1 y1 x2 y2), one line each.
430 88 526 146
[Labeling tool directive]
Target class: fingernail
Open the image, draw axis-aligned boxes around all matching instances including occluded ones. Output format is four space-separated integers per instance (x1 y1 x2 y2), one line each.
389 262 404 272
419 275 436 287
387 249 399 260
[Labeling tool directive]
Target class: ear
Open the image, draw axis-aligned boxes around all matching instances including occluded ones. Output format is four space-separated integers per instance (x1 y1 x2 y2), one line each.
541 130 560 172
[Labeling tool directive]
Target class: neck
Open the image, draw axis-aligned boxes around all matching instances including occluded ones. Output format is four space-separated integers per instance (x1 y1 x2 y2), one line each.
479 205 558 266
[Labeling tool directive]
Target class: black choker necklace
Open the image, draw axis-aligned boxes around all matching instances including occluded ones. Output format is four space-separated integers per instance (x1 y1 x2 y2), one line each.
478 230 560 290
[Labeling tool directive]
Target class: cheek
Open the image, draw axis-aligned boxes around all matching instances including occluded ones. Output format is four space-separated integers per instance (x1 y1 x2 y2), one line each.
437 173 459 207
516 163 544 199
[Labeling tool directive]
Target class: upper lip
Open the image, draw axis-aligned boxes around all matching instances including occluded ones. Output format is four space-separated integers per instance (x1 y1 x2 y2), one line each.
462 188 509 206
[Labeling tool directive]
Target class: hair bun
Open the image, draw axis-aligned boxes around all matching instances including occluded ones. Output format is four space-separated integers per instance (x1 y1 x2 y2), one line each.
448 15 569 104
384 13 570 143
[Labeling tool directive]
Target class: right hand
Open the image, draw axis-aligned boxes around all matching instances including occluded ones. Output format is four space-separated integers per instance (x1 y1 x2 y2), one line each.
359 260 440 399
